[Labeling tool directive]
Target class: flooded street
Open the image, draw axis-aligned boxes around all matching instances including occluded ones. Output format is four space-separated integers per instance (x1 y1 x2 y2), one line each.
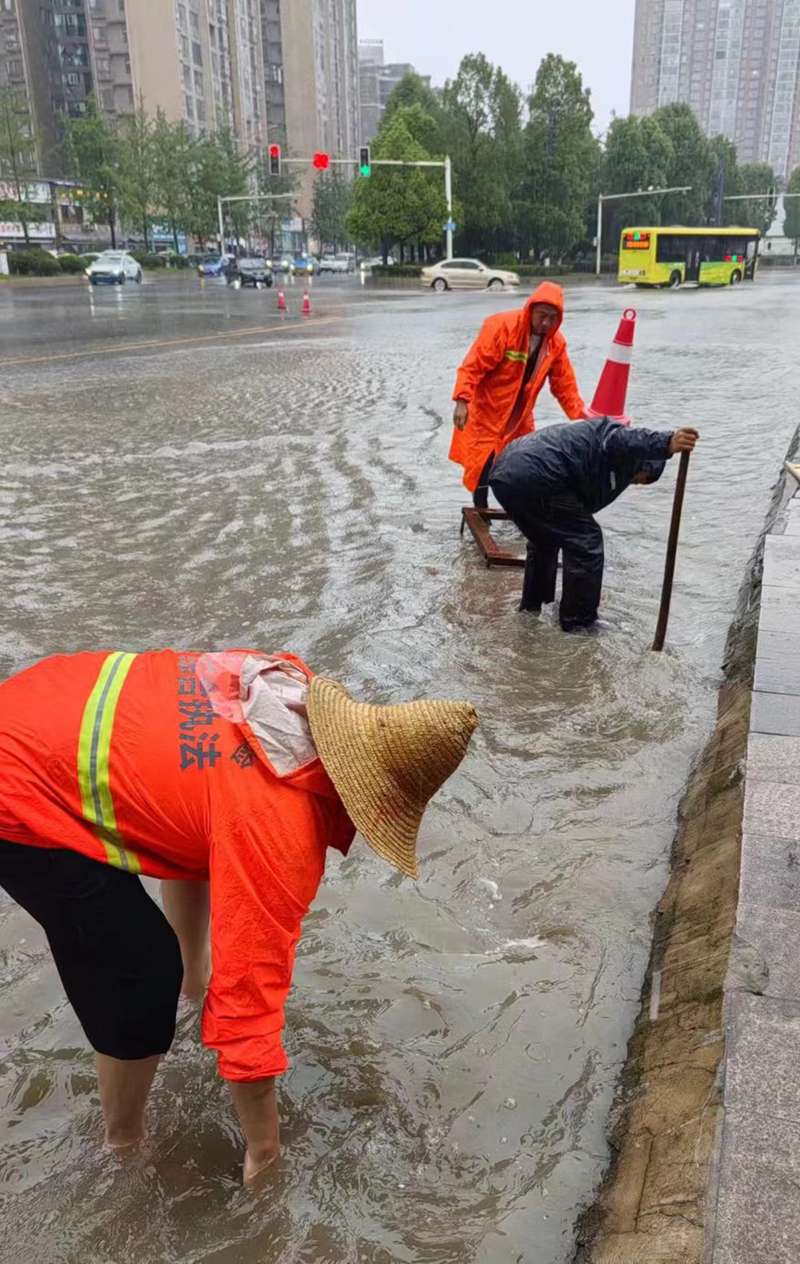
1 271 798 1264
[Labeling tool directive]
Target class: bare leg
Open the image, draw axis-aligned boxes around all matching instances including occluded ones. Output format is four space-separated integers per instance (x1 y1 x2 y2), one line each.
97 1052 161 1148
161 879 211 1001
230 1078 280 1184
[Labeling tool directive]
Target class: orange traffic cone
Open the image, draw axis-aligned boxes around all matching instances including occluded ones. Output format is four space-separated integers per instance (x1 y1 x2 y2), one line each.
302 290 311 316
587 307 637 424
277 288 287 312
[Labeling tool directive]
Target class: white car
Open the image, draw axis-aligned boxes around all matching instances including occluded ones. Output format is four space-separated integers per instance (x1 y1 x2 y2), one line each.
421 258 520 291
319 253 355 274
86 250 143 286
359 255 395 272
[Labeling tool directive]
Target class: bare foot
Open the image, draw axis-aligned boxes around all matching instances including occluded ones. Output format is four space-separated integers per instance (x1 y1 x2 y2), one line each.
243 1144 280 1185
180 974 209 1003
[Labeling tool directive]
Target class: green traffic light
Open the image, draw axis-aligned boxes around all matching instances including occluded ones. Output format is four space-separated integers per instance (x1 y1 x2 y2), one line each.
360 164 371 177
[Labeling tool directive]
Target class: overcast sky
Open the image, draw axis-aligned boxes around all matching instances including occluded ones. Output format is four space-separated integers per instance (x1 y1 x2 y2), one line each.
356 0 638 134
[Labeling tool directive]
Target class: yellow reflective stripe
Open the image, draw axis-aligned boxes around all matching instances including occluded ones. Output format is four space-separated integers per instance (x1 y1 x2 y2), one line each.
505 349 528 363
77 651 140 873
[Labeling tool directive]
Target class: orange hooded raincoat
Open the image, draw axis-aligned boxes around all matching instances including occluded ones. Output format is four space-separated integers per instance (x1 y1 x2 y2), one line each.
448 281 586 493
0 649 355 1082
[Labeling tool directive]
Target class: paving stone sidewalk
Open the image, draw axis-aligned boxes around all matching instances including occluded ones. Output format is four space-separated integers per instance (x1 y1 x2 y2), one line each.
709 491 800 1264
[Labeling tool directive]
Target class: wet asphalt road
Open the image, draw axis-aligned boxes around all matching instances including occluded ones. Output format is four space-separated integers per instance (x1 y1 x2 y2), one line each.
1 270 800 1263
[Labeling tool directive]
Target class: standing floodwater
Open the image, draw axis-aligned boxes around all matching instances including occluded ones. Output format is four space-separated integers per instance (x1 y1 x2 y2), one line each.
0 273 798 1263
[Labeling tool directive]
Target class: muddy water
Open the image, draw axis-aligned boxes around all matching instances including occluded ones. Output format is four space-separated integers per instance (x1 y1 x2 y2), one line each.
0 274 798 1263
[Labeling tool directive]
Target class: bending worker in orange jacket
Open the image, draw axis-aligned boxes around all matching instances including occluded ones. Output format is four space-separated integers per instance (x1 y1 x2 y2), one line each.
449 281 587 508
0 649 477 1182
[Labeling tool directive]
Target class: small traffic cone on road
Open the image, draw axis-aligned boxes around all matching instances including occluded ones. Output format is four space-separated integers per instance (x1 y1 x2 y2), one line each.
277 288 287 312
302 290 311 317
586 307 637 424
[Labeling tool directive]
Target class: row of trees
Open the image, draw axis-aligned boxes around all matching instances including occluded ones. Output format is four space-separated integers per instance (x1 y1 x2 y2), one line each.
0 87 288 251
345 52 790 264
3 64 797 264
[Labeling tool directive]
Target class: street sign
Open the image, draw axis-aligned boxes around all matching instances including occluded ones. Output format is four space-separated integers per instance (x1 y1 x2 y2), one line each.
444 219 457 232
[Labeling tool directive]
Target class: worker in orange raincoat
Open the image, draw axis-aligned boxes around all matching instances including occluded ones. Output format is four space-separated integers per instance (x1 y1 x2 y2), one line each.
0 649 476 1183
449 281 588 508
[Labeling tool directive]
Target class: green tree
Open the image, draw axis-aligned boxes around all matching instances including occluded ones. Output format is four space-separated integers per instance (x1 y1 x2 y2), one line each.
311 168 352 251
383 73 444 154
0 87 45 245
600 114 674 248
441 54 523 256
523 54 599 260
650 102 714 223
384 72 441 123
439 56 515 256
63 98 120 246
151 112 195 252
785 167 800 260
347 110 446 262
117 101 156 249
732 162 777 234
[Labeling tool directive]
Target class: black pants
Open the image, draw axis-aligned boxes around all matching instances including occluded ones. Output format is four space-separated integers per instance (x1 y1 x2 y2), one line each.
0 841 183 1060
473 452 495 509
491 482 604 630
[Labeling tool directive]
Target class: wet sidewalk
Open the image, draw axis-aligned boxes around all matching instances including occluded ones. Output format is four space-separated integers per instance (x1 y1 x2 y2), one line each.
710 487 800 1264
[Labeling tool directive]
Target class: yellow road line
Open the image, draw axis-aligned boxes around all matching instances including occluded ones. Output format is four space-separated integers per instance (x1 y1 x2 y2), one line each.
0 315 341 368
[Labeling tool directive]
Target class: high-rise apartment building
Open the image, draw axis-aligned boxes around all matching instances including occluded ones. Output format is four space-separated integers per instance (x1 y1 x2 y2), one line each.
258 0 359 214
631 0 800 179
0 0 268 173
358 40 429 144
262 0 358 156
2 0 361 234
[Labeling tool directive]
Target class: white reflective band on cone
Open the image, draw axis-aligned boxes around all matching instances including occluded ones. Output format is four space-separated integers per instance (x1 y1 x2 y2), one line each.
608 344 634 364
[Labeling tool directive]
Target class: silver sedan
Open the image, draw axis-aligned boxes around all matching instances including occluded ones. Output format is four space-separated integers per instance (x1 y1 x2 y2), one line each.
421 258 520 291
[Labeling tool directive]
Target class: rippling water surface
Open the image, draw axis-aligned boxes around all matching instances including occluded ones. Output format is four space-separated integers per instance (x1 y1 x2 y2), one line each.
1 274 798 1263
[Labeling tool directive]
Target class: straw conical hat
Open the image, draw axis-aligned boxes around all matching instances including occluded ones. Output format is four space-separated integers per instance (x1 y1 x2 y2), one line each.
307 677 478 879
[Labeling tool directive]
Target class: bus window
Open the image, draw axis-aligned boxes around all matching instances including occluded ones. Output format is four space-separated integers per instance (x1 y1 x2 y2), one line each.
656 234 684 262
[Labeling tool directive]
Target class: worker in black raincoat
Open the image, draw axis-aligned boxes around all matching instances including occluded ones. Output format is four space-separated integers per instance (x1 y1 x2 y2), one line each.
489 417 699 631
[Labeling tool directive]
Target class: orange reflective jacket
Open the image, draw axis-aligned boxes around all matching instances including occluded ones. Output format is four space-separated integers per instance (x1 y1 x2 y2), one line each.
449 281 586 493
0 650 355 1082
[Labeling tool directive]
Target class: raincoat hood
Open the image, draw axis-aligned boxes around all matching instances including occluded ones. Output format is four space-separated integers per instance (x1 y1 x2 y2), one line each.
519 281 566 340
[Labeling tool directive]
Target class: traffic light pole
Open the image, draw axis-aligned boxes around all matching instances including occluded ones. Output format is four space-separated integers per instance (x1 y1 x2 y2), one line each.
272 155 455 260
217 192 293 254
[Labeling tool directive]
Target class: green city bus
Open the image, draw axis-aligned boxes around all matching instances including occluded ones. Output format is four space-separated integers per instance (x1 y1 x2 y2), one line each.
618 226 760 288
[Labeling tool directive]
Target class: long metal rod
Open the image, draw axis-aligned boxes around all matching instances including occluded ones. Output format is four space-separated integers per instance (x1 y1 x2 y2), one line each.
723 193 800 200
652 451 691 652
220 193 294 206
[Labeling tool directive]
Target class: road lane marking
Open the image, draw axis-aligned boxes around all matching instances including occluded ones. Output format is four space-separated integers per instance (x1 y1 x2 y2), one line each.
0 316 342 367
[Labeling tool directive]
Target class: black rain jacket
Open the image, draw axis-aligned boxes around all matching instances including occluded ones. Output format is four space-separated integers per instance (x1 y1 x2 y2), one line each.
489 417 673 515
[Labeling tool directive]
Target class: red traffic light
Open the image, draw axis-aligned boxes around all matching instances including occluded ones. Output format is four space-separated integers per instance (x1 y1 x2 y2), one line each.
269 144 281 158
312 152 330 170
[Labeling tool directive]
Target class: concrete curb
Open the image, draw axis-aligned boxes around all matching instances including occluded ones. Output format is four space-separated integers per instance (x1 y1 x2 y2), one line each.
706 488 800 1264
574 432 800 1264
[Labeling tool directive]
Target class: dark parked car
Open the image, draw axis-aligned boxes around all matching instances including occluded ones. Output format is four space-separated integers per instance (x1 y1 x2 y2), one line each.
224 256 273 288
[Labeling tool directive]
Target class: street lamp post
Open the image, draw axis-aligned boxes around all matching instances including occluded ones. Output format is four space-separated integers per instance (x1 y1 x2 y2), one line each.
595 185 692 277
217 192 294 255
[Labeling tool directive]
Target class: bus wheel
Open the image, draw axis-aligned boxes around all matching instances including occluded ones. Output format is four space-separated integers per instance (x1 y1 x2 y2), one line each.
668 271 682 288
730 270 742 286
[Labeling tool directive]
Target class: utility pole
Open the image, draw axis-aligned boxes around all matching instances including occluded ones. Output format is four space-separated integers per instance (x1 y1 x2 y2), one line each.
714 155 725 227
